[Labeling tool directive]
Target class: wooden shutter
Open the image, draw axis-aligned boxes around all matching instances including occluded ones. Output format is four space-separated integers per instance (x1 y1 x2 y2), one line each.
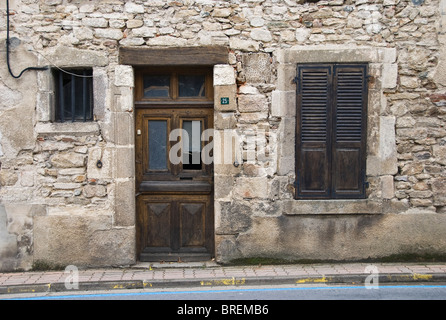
295 64 367 199
332 65 367 198
296 65 332 199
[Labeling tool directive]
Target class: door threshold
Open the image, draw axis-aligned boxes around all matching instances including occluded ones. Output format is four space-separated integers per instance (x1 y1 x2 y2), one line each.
132 260 219 269
139 252 212 263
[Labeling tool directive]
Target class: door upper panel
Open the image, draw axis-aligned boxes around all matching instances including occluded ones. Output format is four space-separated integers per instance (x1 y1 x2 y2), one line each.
135 67 213 104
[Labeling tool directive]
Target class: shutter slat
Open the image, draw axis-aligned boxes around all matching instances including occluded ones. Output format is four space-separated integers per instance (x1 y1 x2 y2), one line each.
300 69 329 143
335 68 365 142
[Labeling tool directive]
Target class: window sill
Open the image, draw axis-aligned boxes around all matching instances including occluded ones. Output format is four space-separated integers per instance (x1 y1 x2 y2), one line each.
35 122 100 136
283 199 383 215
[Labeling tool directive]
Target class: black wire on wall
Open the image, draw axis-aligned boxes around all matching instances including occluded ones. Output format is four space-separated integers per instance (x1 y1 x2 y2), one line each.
5 0 48 79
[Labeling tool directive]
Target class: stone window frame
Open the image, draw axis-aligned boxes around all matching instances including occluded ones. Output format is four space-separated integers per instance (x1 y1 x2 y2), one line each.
34 47 108 135
274 45 398 215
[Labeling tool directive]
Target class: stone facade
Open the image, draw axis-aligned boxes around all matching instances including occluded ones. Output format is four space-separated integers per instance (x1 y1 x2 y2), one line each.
1 0 446 270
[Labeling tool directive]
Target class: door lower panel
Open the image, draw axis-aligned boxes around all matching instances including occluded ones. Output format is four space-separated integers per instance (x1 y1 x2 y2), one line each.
137 193 214 262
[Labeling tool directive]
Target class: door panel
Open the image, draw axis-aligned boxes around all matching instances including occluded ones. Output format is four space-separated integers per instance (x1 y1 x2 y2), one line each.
145 202 171 248
180 202 205 248
135 107 214 262
138 194 213 261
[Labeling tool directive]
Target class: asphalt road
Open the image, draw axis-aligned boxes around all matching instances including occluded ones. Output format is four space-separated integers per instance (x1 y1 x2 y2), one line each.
3 283 446 301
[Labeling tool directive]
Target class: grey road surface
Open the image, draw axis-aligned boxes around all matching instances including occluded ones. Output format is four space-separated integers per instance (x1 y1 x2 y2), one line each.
4 283 446 300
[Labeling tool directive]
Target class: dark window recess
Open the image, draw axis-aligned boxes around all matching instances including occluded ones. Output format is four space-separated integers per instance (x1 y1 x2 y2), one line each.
54 68 93 122
179 75 206 97
143 75 170 98
295 63 368 200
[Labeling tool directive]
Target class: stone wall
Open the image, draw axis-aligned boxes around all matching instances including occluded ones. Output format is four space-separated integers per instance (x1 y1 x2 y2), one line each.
0 0 446 270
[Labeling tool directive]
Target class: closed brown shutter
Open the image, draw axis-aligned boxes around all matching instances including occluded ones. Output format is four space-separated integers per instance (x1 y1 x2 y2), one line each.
295 64 367 199
296 65 332 198
332 65 367 198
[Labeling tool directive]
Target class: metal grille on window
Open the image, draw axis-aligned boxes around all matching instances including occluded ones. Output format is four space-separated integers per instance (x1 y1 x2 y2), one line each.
54 69 93 122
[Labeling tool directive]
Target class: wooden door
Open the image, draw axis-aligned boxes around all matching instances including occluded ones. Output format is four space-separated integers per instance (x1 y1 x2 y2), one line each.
135 67 214 262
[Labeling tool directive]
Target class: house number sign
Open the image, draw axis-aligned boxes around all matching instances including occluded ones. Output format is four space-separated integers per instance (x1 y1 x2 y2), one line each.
220 97 229 105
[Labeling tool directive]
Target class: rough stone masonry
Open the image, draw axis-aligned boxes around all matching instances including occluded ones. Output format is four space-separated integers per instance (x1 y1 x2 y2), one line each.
0 0 446 270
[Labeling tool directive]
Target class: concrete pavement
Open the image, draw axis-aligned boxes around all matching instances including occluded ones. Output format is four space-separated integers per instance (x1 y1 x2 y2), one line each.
1 261 446 295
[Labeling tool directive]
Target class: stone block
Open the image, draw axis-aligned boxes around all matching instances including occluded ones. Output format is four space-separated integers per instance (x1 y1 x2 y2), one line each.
242 53 272 83
53 182 82 190
212 8 231 18
112 112 134 146
215 200 253 234
127 19 144 29
214 234 239 264
148 36 188 46
95 28 124 40
229 38 260 52
213 65 236 86
36 91 53 122
432 178 446 206
114 179 135 227
250 28 272 42
115 146 135 179
83 184 107 198
379 116 398 175
93 67 108 121
42 46 108 68
277 64 296 93
35 122 100 135
295 28 311 43
433 145 446 165
82 17 108 28
277 155 294 176
132 26 156 38
214 175 234 200
214 112 237 130
114 65 134 87
381 175 395 199
238 94 268 113
271 90 296 117
233 176 268 199
87 147 113 180
214 84 237 111
50 152 85 168
381 63 398 89
20 171 34 187
124 2 144 13
0 170 18 186
278 117 295 158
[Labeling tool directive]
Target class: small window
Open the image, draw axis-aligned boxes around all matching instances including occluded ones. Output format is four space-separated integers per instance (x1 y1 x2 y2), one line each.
143 75 170 98
54 68 93 122
178 75 206 97
148 120 168 170
135 67 213 102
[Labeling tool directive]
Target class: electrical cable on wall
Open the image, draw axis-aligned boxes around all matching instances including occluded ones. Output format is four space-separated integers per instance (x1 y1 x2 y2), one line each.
5 0 93 79
5 0 48 78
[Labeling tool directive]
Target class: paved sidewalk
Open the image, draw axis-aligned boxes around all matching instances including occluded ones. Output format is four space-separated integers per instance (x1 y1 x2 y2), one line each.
1 261 446 295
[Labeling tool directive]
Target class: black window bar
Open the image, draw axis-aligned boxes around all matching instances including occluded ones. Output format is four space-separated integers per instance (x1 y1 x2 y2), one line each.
55 68 93 122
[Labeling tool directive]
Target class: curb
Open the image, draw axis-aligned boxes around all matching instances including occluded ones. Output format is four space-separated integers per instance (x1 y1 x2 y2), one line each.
1 272 446 296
